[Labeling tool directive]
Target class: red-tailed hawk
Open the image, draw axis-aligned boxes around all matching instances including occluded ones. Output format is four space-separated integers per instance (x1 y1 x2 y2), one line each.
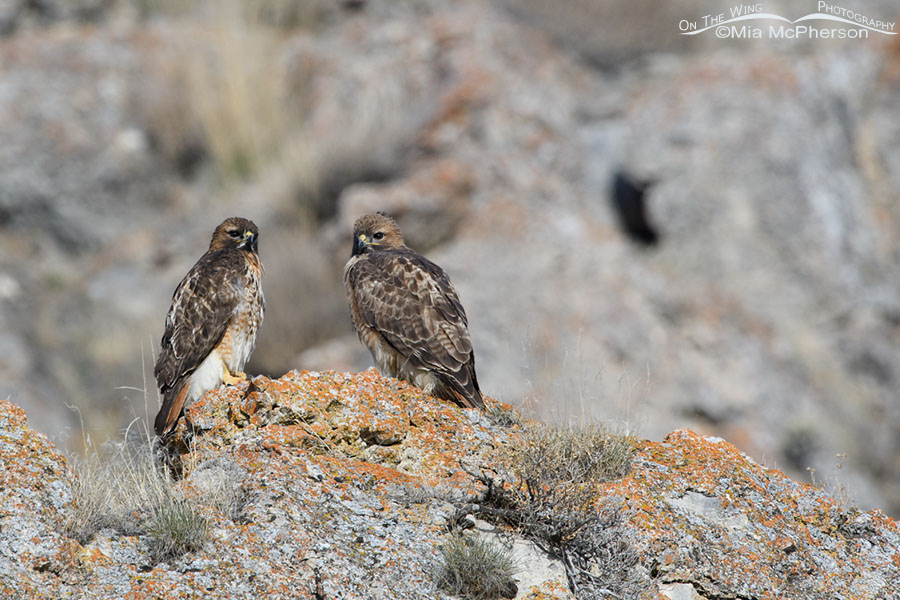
154 217 265 437
343 213 484 409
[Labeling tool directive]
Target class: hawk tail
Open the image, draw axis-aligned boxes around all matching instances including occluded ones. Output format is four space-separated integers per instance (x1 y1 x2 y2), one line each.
155 381 190 437
450 386 484 410
437 364 484 410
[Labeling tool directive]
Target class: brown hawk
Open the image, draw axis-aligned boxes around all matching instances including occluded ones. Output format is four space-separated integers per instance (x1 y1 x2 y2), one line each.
154 217 265 437
343 213 484 409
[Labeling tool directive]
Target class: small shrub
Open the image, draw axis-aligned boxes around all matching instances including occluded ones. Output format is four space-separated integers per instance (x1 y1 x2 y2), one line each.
484 403 523 428
507 422 633 502
455 422 650 599
147 497 209 562
437 533 518 600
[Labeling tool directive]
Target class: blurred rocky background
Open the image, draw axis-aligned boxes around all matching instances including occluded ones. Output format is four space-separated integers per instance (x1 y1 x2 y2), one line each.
1 0 899 515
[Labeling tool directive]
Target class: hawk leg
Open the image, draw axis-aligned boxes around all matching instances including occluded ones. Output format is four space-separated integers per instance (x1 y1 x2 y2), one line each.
222 367 248 386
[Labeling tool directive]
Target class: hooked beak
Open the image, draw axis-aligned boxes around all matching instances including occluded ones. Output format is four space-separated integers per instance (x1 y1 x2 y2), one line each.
240 230 257 252
351 233 370 257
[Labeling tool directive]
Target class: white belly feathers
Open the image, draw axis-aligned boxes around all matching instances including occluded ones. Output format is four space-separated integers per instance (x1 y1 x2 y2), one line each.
187 348 227 404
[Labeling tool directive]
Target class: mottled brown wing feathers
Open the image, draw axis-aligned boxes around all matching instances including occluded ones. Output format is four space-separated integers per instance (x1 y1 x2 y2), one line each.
348 249 483 408
154 250 245 434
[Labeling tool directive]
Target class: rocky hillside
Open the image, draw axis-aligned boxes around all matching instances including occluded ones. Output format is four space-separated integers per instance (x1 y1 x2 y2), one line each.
1 373 898 599
2 0 900 521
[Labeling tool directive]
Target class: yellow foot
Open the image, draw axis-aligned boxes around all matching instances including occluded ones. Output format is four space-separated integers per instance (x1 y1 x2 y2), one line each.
222 370 248 386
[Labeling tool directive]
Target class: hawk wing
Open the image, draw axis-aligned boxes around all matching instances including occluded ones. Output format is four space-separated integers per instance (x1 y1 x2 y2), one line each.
154 251 244 431
348 249 482 407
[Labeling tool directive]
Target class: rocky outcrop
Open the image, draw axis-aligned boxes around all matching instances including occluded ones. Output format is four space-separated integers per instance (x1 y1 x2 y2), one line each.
0 402 79 598
1 0 899 542
619 430 900 599
1 372 898 599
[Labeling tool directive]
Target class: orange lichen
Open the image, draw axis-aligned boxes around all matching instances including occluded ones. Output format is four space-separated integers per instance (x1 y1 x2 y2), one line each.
603 429 900 598
522 579 575 600
3 369 899 599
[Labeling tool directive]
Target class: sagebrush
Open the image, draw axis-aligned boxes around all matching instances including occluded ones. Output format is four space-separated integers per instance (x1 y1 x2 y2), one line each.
455 422 651 599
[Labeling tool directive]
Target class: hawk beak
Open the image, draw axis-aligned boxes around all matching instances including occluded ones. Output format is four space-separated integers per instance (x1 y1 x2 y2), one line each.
241 230 257 251
352 234 369 257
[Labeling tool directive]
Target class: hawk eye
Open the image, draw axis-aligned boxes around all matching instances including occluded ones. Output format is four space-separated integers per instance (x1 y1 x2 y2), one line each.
227 229 240 238
373 232 385 241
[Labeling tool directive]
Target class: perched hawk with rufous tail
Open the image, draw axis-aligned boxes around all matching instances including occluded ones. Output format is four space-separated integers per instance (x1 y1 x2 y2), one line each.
343 213 484 409
154 217 265 437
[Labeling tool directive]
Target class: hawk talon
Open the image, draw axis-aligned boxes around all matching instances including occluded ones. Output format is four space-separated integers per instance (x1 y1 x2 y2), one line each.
223 370 248 386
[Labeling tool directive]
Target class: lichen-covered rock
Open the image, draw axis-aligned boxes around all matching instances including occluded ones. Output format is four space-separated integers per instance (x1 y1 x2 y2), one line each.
3 0 900 525
610 430 900 600
0 401 79 600
0 373 898 599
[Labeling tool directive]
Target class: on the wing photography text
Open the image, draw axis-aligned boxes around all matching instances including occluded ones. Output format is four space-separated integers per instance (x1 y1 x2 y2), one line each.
678 1 897 40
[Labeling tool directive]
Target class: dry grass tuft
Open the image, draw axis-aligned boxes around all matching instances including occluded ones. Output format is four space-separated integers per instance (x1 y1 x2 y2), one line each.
136 0 429 198
182 19 290 180
437 532 518 600
147 497 209 562
134 0 311 182
66 436 210 562
66 439 173 544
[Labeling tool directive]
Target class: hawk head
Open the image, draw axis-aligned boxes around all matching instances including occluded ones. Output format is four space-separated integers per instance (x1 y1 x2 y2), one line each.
209 217 260 253
350 213 405 257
